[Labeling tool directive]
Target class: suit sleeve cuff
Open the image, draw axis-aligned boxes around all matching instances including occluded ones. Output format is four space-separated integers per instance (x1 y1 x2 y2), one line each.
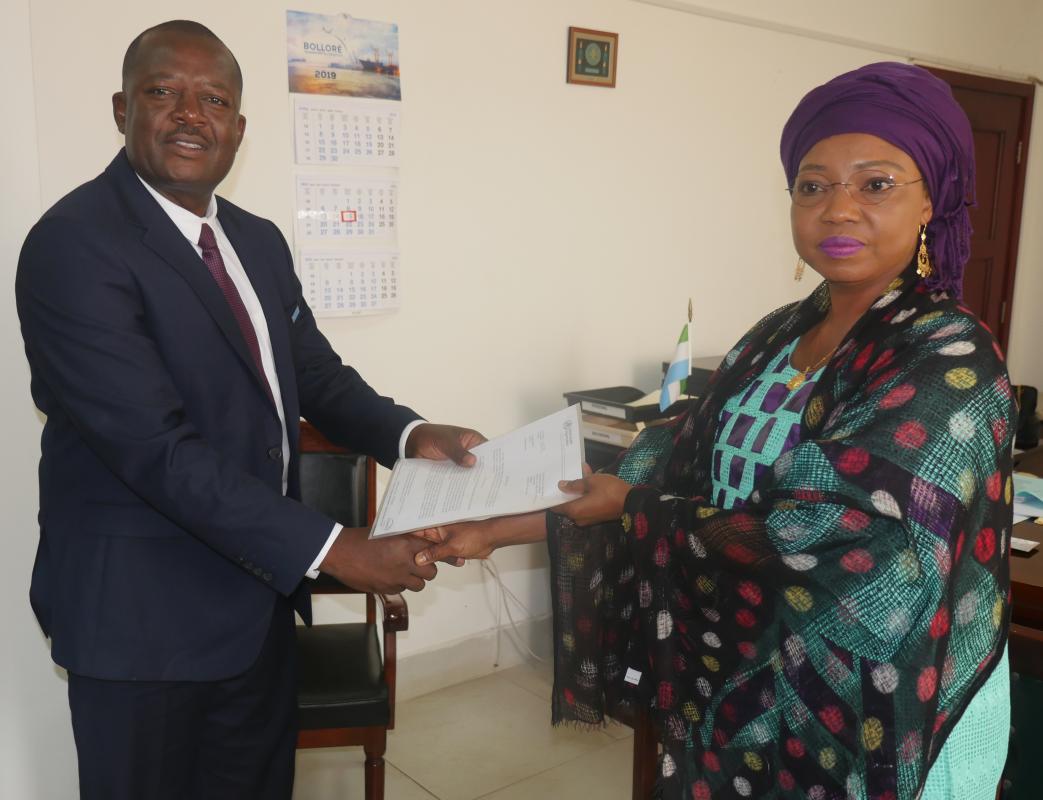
306 523 342 579
399 419 426 459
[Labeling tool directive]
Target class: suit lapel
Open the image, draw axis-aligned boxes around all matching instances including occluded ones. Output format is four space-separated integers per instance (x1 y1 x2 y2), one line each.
106 153 277 410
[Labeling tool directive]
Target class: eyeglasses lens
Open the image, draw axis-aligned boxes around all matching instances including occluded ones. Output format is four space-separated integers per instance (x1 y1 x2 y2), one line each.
789 171 899 207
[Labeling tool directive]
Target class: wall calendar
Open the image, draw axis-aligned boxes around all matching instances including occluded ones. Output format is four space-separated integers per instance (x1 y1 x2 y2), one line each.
299 250 400 316
287 10 402 317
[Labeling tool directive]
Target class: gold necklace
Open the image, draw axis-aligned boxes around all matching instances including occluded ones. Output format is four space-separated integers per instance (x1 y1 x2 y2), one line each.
786 347 836 390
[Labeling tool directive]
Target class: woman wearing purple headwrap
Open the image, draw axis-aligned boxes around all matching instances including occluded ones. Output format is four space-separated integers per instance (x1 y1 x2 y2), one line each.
417 63 1013 799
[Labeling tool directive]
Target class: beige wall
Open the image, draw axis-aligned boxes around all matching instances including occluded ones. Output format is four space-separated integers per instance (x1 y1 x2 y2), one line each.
638 0 1043 78
2 3 79 799
5 0 1042 795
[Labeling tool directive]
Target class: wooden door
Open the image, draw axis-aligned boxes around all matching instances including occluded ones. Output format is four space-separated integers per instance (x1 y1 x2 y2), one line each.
927 67 1034 352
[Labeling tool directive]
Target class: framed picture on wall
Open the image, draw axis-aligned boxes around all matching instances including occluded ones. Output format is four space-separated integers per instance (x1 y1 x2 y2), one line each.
566 27 618 87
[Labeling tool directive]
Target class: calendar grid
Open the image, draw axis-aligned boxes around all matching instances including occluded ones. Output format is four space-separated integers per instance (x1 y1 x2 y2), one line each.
293 95 401 167
298 251 400 317
295 176 398 243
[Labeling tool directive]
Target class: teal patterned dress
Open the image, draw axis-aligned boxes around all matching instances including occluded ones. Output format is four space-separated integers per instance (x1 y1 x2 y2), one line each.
710 340 818 511
548 267 1014 800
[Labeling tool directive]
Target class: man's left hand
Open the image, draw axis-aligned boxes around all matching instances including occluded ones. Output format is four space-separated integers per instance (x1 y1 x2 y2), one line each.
406 423 486 466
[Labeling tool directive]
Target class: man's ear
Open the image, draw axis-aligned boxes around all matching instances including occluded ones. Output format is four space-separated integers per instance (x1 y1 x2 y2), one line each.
112 91 127 134
235 114 246 151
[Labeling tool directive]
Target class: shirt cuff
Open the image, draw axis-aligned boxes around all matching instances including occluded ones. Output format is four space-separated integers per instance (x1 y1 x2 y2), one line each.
399 419 426 458
306 523 342 580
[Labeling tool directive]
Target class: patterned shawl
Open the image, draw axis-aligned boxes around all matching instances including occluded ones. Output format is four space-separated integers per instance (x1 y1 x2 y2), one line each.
549 266 1014 800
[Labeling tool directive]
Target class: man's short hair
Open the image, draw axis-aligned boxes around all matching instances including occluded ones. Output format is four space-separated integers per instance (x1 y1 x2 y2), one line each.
122 20 243 92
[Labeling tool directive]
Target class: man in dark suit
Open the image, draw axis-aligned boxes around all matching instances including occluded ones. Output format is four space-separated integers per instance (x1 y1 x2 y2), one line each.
16 19 481 800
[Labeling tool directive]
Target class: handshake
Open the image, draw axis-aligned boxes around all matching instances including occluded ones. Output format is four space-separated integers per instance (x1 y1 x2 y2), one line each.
317 421 633 593
317 526 454 595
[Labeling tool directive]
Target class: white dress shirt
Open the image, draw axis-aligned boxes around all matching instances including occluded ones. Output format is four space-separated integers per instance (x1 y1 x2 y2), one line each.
138 177 423 579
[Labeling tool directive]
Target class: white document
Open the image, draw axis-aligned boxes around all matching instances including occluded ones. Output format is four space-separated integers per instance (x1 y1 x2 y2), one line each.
371 405 584 537
1011 536 1039 554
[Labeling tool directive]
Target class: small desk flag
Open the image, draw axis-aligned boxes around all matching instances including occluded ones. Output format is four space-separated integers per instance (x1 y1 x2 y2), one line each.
660 322 691 412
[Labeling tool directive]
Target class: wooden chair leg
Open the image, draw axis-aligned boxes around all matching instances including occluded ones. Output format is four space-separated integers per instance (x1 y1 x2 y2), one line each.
632 708 658 800
363 728 387 800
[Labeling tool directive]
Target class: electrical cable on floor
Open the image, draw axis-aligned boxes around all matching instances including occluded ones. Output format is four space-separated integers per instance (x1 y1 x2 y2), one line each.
482 557 547 667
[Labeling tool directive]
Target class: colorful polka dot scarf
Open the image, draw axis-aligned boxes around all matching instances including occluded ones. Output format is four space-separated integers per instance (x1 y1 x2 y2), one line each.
548 266 1014 799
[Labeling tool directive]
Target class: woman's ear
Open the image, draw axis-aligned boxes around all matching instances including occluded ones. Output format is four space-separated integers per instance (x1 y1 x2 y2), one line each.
920 190 934 227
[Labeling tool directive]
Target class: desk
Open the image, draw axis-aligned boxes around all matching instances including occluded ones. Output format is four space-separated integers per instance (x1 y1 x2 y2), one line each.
1010 447 1043 679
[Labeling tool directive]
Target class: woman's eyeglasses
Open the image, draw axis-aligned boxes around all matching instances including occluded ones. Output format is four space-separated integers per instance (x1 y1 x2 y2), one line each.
788 170 924 207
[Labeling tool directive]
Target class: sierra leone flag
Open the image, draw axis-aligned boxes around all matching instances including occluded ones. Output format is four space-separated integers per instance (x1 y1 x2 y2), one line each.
659 324 690 412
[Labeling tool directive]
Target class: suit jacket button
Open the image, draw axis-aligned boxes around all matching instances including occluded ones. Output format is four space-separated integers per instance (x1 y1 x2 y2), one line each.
268 447 283 461
263 572 273 582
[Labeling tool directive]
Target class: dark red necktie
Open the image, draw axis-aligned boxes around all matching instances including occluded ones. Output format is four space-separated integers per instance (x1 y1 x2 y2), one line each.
198 223 275 406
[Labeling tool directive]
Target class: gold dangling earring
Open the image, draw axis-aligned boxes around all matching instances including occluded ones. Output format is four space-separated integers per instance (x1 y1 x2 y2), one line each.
794 257 805 282
917 225 933 278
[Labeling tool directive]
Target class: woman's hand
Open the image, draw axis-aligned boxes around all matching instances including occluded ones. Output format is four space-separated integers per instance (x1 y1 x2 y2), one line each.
414 520 500 565
414 512 549 566
553 469 631 527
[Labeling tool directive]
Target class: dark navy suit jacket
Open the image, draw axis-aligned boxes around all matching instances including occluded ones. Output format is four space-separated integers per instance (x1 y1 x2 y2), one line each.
16 150 420 681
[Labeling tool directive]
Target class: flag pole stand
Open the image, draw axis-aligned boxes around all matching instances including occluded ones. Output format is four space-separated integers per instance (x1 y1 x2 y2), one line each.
685 297 693 402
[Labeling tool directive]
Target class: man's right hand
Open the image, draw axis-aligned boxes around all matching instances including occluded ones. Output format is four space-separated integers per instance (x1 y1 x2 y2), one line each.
319 527 437 593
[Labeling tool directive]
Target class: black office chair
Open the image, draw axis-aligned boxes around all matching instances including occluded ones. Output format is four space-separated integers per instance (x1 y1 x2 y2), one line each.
295 421 407 800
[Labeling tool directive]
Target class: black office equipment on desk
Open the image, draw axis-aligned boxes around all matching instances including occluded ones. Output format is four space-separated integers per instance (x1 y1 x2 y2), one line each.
563 385 694 424
565 356 723 471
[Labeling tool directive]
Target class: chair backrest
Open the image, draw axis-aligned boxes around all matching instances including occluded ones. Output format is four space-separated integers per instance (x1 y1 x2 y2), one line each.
299 451 371 527
298 421 377 595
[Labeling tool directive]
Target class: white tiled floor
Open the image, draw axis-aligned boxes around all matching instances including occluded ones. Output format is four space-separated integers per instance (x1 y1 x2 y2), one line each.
293 660 635 800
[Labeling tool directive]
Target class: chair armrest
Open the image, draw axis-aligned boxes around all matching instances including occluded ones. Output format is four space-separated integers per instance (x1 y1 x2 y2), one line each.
376 593 409 633
1011 621 1043 643
1010 622 1043 680
310 574 408 632
374 592 407 730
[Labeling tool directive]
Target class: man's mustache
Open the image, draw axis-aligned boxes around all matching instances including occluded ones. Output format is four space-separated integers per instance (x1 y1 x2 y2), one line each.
169 125 206 140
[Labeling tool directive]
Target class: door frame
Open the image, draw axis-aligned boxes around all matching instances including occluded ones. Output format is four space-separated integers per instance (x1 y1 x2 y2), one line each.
924 66 1035 351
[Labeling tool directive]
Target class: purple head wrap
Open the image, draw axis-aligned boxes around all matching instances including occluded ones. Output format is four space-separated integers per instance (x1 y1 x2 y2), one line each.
780 62 975 297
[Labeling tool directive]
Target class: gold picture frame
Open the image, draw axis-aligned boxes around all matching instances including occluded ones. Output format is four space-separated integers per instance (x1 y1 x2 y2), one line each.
566 27 618 88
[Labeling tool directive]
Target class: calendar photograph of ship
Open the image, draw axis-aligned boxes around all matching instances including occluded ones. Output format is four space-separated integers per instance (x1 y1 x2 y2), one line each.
287 11 402 100
357 49 400 76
